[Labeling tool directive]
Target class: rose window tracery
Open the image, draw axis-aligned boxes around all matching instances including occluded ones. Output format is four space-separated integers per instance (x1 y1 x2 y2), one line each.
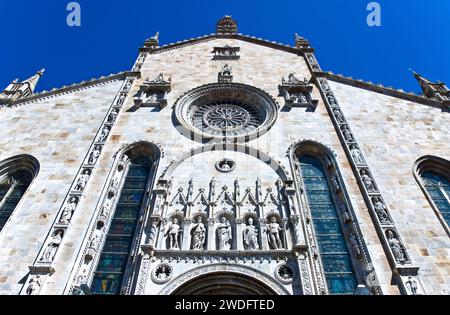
174 83 278 142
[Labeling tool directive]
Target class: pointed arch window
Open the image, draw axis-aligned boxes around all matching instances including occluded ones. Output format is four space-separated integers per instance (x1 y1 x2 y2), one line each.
415 156 450 236
299 155 357 294
0 155 39 232
90 156 154 295
422 172 450 225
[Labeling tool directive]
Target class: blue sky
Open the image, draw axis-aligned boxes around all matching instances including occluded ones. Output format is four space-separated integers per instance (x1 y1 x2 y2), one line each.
1 0 449 93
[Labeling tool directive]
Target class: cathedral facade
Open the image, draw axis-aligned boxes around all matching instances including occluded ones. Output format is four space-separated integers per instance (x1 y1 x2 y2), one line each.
0 16 449 295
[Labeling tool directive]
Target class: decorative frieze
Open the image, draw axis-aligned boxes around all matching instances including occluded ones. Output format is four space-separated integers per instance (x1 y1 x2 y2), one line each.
315 77 425 294
21 76 136 295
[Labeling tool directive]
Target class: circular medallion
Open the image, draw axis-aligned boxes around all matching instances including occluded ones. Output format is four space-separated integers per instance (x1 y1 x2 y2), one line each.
274 264 294 285
151 263 174 284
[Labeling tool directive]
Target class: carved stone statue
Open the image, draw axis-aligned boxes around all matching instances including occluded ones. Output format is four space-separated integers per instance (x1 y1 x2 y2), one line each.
108 108 118 123
341 126 354 142
266 217 284 249
216 217 232 250
350 145 364 164
98 126 110 142
88 232 100 249
372 197 390 222
40 230 63 262
327 93 337 105
165 218 182 250
74 170 90 191
59 196 77 224
243 218 259 250
349 234 361 256
333 109 344 123
26 275 41 295
148 217 160 247
405 276 418 295
387 230 405 261
191 216 206 250
117 94 126 106
101 195 115 217
88 146 101 165
331 175 341 192
360 170 376 192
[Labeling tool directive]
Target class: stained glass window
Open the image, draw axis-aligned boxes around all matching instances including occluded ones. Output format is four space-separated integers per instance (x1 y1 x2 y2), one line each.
0 170 33 231
422 171 450 228
91 156 153 295
299 155 357 294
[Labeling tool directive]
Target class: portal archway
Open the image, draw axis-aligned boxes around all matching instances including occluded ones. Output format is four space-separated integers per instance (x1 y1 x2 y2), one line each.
159 263 290 295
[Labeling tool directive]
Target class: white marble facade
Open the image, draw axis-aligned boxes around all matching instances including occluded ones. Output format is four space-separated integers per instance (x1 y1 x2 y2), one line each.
0 17 448 295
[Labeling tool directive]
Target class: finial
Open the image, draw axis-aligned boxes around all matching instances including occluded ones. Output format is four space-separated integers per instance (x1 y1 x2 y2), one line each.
216 15 238 35
38 68 46 76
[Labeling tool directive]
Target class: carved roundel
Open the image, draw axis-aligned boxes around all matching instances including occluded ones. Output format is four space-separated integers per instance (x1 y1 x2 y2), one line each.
274 264 294 285
151 263 174 284
215 158 236 173
174 83 278 142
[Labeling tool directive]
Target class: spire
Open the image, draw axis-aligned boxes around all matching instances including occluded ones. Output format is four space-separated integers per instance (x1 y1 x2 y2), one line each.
411 69 450 109
0 69 45 105
295 33 312 51
23 68 45 93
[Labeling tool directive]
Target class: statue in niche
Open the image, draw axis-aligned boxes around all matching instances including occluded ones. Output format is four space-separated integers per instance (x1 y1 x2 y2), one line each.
349 234 361 256
108 108 118 123
88 231 100 249
321 81 331 92
266 217 284 249
101 195 116 217
146 93 158 104
98 126 110 142
74 170 90 191
221 64 232 76
59 196 77 224
341 125 354 142
405 276 418 295
327 93 337 105
191 216 206 250
350 145 364 164
243 218 259 250
360 170 376 192
387 230 405 261
148 217 160 246
123 80 132 91
216 217 232 250
372 197 390 223
331 175 341 192
26 275 41 295
88 146 101 165
165 218 182 250
40 230 63 262
333 109 344 123
117 94 126 106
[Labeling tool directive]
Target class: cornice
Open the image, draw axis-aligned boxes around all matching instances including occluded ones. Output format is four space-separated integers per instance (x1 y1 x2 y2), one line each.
1 71 140 109
322 72 444 110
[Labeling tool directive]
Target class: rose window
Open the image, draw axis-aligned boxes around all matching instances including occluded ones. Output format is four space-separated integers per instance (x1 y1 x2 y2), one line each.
174 83 278 142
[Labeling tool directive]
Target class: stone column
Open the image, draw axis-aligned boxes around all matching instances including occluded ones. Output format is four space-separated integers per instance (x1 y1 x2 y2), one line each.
207 218 216 250
235 218 244 250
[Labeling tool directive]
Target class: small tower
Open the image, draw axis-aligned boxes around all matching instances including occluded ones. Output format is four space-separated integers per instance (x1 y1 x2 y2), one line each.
0 69 45 105
412 71 450 108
